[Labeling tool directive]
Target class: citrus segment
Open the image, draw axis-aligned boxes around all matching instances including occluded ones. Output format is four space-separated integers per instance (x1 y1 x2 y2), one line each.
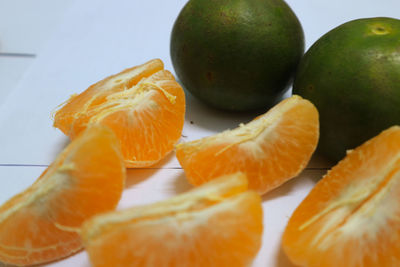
53 59 163 135
81 173 263 267
176 95 319 194
282 126 400 267
0 125 126 266
53 59 185 167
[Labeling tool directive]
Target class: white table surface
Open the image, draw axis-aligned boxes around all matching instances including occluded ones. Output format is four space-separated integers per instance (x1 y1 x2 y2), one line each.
0 0 399 266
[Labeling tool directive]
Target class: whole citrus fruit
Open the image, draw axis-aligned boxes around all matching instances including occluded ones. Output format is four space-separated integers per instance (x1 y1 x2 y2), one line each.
170 0 304 111
293 17 400 161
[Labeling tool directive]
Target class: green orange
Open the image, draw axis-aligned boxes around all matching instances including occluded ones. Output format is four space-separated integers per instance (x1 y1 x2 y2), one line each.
171 0 304 110
293 17 400 161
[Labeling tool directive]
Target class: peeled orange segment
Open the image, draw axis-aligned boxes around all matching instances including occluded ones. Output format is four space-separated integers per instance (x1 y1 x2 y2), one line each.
53 59 185 168
0 125 126 266
81 173 263 267
282 126 400 267
176 95 319 195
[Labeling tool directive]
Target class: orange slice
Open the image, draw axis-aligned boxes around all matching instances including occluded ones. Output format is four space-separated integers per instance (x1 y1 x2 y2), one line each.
176 95 319 195
53 59 185 168
282 126 400 267
0 125 126 266
81 173 263 267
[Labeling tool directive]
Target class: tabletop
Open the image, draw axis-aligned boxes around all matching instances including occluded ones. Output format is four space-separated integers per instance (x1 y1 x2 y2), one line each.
0 0 399 266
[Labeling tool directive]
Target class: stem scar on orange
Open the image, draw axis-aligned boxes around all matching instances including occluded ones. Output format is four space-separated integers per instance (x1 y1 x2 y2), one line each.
80 172 263 267
283 126 400 267
53 59 186 168
176 95 319 195
0 125 126 266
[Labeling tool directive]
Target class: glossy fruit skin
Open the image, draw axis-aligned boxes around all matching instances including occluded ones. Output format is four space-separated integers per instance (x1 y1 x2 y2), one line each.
293 17 400 162
170 0 304 111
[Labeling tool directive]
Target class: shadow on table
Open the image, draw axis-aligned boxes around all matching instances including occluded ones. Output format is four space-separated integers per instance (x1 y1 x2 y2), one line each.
262 167 326 203
180 79 295 134
262 177 298 203
171 171 193 195
168 164 327 203
147 152 176 169
124 152 179 189
125 168 160 189
183 88 265 133
49 135 70 161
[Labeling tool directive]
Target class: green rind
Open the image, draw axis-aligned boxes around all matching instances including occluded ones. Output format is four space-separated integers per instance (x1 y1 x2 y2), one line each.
293 17 400 161
171 0 304 110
